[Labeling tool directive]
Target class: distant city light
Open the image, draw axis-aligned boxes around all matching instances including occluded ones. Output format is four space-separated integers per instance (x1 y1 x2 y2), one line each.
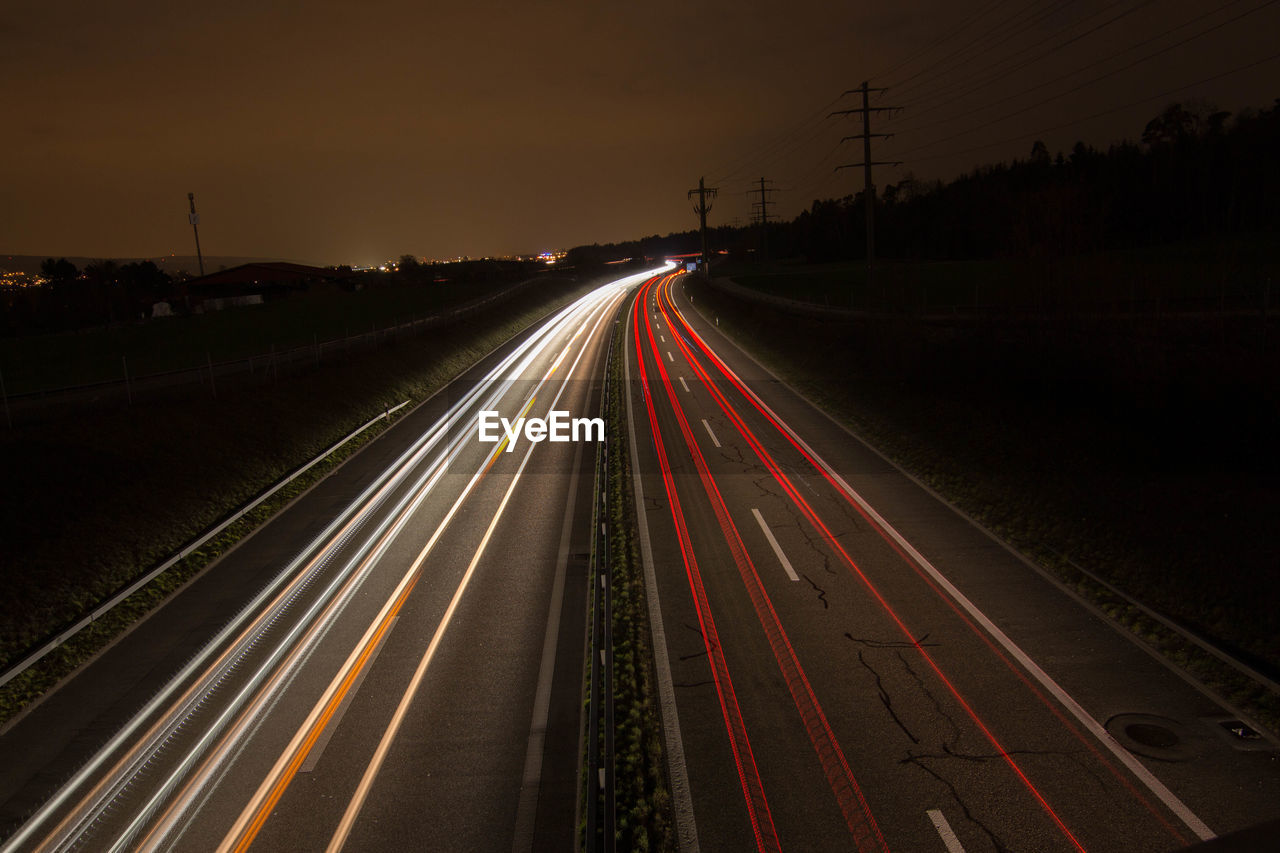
0 270 46 289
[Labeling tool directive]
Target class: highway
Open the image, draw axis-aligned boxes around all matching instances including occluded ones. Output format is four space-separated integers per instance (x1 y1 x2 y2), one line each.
625 270 1280 852
0 265 665 853
2 266 1278 853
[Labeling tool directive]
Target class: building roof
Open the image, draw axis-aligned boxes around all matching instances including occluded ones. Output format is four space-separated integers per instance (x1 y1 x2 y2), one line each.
187 262 354 290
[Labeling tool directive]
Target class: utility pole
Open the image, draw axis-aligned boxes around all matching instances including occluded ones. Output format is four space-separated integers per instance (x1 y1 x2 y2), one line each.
187 192 205 277
688 177 717 273
751 177 778 260
832 82 901 294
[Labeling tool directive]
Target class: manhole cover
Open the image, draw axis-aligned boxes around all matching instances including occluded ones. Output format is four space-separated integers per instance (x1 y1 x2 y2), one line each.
1201 715 1276 752
1105 713 1201 762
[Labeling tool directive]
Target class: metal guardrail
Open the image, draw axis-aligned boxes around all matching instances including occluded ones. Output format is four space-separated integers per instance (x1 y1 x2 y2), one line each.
0 399 411 691
585 314 617 853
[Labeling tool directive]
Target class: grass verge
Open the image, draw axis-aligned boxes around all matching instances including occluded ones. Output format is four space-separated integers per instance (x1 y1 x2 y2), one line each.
716 231 1278 314
0 275 596 726
597 303 675 852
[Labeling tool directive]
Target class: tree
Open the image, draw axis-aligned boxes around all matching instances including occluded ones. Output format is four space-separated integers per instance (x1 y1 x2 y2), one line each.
83 260 121 324
40 257 78 281
118 261 171 318
1142 102 1202 147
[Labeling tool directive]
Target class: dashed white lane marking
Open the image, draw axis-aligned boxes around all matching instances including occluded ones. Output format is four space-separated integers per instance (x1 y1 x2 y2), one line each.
666 351 673 362
679 376 690 393
687 310 1216 841
751 508 799 582
927 809 966 853
701 419 721 448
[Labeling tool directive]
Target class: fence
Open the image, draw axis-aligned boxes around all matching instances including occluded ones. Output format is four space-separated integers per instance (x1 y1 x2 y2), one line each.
1 275 546 423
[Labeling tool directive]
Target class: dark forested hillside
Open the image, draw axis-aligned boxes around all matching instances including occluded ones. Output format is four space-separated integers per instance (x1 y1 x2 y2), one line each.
786 99 1280 262
566 100 1279 267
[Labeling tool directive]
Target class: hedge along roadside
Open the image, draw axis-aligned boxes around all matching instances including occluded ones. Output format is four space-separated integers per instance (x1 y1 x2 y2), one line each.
0 400 409 694
599 298 677 853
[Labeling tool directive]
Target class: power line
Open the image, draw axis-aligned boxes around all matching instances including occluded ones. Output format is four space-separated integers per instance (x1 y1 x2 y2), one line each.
903 49 1280 165
890 0 1279 158
707 94 846 186
893 0 1245 133
782 139 851 206
896 0 1163 113
887 0 1072 97
869 0 1014 84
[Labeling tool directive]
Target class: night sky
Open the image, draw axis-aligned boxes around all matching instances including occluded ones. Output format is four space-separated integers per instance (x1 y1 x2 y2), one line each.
3 0 1277 267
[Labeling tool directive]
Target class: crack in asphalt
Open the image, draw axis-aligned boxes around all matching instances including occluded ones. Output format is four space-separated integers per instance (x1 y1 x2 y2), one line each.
750 473 779 501
844 632 939 649
786 497 868 577
800 573 829 609
720 444 759 475
896 650 962 745
902 752 1012 852
681 621 717 656
857 650 920 745
796 521 838 577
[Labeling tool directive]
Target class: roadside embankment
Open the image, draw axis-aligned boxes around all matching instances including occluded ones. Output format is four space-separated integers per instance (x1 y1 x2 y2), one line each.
0 274 598 724
688 269 1280 732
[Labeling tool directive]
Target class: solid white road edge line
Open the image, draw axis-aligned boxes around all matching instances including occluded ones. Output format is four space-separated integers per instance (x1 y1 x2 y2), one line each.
672 290 1216 842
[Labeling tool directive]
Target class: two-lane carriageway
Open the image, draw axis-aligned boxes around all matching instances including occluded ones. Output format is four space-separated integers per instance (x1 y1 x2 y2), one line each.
0 265 670 853
625 270 1280 852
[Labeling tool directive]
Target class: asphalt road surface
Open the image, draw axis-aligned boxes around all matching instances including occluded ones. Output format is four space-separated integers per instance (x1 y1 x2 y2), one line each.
0 266 663 853
2 266 1277 853
624 270 1280 853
